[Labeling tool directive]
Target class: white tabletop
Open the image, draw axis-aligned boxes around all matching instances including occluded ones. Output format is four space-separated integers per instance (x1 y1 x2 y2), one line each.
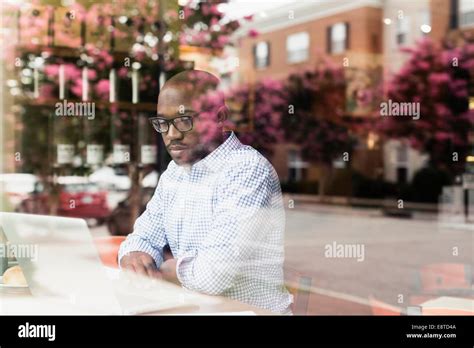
420 296 474 314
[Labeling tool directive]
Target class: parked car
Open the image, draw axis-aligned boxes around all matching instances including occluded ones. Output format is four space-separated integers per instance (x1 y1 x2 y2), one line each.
89 166 159 191
57 176 110 224
141 170 159 188
89 166 131 192
107 187 155 235
17 176 110 226
0 173 42 208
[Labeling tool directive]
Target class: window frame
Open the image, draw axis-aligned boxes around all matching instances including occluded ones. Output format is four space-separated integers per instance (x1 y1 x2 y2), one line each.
459 0 474 28
253 41 270 69
286 31 310 64
327 22 350 55
396 16 410 45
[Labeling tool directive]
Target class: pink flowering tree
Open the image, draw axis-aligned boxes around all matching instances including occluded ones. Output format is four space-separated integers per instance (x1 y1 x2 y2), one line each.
228 79 287 158
379 38 474 175
5 0 243 102
39 46 113 101
191 76 286 159
177 0 240 50
284 63 356 195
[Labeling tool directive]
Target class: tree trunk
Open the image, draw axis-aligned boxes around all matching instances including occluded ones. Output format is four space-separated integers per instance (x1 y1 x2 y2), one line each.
318 164 333 198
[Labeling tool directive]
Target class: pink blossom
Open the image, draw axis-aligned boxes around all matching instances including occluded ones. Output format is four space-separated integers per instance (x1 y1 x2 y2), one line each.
38 84 54 100
63 64 81 80
69 3 86 21
70 78 82 98
434 103 452 117
44 64 60 78
183 7 193 18
109 104 118 114
98 50 113 67
441 49 460 66
201 3 211 16
415 60 431 70
166 9 178 20
95 79 110 100
210 4 221 15
434 132 451 141
248 29 259 38
179 34 188 45
210 16 219 26
118 67 129 78
428 72 450 86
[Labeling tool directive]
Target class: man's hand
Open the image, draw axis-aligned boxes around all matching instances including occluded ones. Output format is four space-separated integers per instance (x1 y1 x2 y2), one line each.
120 252 162 279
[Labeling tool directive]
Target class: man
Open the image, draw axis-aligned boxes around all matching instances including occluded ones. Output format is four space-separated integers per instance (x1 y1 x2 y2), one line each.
119 70 292 313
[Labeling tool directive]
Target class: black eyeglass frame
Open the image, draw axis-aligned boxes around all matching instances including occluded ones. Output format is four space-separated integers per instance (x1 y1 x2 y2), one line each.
148 113 198 134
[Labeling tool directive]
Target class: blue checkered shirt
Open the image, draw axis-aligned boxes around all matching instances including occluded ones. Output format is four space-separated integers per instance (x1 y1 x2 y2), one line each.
119 132 292 313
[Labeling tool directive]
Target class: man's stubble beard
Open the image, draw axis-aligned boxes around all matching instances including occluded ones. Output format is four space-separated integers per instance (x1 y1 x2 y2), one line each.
173 141 221 166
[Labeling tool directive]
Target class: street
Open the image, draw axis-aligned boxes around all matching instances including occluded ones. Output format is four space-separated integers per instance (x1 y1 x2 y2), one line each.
284 203 472 311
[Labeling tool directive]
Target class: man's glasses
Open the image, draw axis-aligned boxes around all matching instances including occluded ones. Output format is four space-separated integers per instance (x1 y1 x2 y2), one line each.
149 115 195 133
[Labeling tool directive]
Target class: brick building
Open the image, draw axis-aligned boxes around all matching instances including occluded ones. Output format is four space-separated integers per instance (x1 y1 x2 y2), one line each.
232 0 474 190
234 0 385 187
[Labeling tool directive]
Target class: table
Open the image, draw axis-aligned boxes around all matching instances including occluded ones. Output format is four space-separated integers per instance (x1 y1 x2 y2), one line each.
155 296 272 315
0 284 273 315
419 296 474 315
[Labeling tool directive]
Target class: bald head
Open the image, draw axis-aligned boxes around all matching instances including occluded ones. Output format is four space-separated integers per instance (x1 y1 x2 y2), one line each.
158 70 221 111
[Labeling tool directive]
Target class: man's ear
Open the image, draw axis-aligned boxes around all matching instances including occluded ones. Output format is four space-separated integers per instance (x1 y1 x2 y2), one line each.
217 105 229 125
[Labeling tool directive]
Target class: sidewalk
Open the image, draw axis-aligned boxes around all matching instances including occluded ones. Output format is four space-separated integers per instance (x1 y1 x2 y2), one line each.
282 193 474 226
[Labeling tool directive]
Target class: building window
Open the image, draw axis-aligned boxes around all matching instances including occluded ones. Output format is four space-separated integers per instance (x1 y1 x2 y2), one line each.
396 143 408 163
253 41 270 69
419 10 432 34
288 149 308 182
219 73 232 91
395 143 408 184
460 0 474 27
396 16 410 45
286 32 309 63
328 22 348 54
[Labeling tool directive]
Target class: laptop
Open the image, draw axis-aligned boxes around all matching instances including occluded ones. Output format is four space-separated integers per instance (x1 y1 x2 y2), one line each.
0 212 218 315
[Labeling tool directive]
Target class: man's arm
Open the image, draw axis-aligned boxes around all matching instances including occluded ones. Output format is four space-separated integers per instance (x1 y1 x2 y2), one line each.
174 160 284 295
118 177 168 278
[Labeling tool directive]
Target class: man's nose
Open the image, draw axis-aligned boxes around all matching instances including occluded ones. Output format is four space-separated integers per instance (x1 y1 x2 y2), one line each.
166 122 184 141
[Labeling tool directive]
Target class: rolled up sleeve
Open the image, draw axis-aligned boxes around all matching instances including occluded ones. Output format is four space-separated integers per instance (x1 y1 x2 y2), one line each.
118 178 168 268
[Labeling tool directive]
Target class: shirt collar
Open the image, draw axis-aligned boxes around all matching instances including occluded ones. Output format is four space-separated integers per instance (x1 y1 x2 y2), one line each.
192 132 242 173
